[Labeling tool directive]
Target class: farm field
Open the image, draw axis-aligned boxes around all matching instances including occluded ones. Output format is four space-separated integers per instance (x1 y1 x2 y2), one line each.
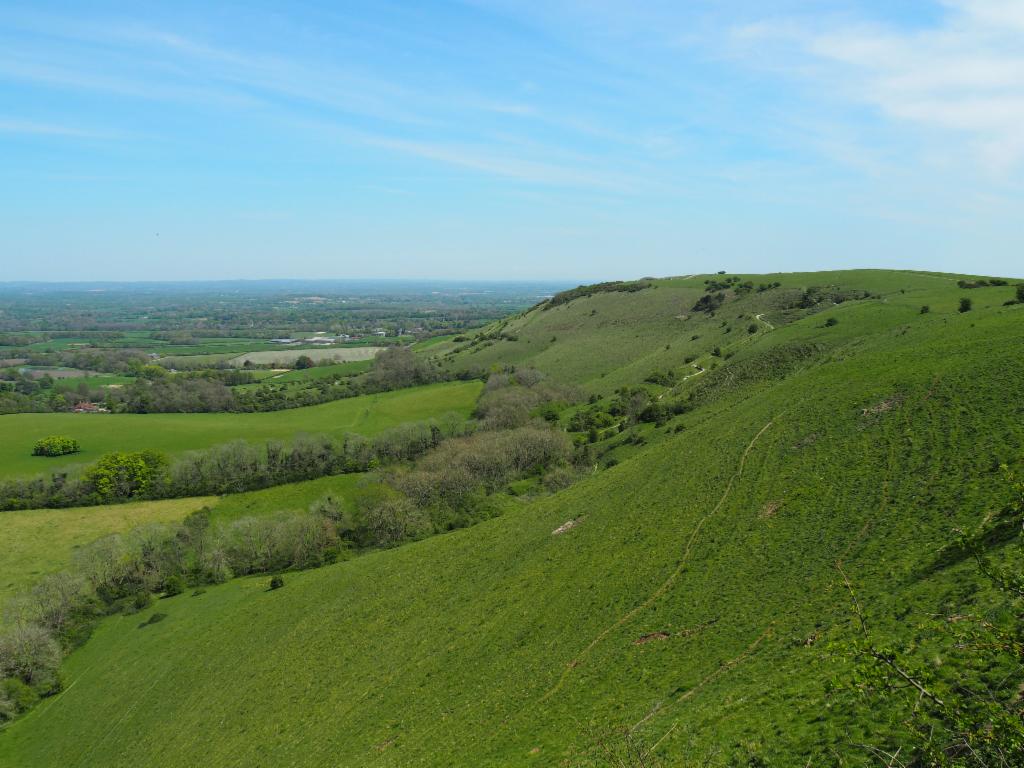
261 361 374 383
3 271 1023 766
228 346 384 367
0 497 215 604
52 374 133 391
0 474 368 605
0 380 482 480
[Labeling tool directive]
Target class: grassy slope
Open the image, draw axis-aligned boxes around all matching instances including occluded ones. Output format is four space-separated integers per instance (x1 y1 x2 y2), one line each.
3 272 1023 766
430 269 1006 394
0 381 482 480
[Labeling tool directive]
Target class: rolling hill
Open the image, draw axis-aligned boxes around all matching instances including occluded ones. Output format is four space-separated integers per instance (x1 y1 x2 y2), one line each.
1 270 1023 766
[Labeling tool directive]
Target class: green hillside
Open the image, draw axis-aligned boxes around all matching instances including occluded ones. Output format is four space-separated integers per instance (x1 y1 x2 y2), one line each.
2 271 1023 766
429 270 1012 394
0 381 481 480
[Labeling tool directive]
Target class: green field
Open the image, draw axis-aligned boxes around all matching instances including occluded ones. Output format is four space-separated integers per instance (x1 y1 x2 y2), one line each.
228 346 384 367
265 361 373 382
0 498 215 603
2 271 1023 766
0 475 367 605
0 380 482 480
52 374 133 391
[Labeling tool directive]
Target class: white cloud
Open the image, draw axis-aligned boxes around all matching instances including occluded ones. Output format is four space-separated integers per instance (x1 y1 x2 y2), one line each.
736 0 1024 174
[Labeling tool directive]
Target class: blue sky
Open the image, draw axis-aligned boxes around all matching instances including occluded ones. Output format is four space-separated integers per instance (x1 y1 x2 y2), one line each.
1 0 1022 281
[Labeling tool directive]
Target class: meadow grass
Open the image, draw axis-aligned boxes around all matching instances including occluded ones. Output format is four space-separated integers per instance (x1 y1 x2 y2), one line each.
0 498 214 603
0 380 482 480
227 346 383 367
0 475 368 605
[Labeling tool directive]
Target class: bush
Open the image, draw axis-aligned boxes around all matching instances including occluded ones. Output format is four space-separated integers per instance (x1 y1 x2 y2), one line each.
294 355 315 370
1 677 38 718
269 575 284 590
824 317 838 327
959 297 973 313
0 623 62 691
1017 284 1024 303
747 323 758 334
31 436 80 457
163 575 185 597
920 305 930 314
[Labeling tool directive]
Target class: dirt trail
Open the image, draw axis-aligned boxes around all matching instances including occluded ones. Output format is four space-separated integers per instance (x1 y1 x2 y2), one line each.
540 418 777 703
755 313 774 330
657 363 705 401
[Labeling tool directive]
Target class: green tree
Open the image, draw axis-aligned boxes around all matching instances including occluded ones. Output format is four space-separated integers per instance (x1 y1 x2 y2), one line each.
959 297 973 313
294 355 315 370
83 450 168 502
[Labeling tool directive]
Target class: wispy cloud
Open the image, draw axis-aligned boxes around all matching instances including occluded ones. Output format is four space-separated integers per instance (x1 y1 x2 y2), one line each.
0 117 105 138
733 1 1024 174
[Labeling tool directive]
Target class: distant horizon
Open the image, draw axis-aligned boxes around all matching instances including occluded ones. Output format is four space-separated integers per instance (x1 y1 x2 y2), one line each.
1 266 1022 290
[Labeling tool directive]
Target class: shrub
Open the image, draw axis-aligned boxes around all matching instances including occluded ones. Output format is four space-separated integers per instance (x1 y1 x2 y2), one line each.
163 575 185 597
130 592 153 613
0 623 62 690
1017 284 1024 303
824 317 838 327
920 305 930 314
294 355 315 370
31 436 80 457
959 297 973 313
747 323 758 334
1 677 38 717
269 575 284 590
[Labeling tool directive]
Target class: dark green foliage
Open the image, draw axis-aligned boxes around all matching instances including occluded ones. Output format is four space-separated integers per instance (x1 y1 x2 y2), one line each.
693 292 725 314
747 323 759 334
1 678 39 720
959 297 972 313
920 305 930 314
31 436 80 457
544 281 651 309
824 317 838 327
294 355 315 370
362 347 437 392
163 575 185 597
957 278 1007 289
1016 284 1024 303
269 576 284 590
